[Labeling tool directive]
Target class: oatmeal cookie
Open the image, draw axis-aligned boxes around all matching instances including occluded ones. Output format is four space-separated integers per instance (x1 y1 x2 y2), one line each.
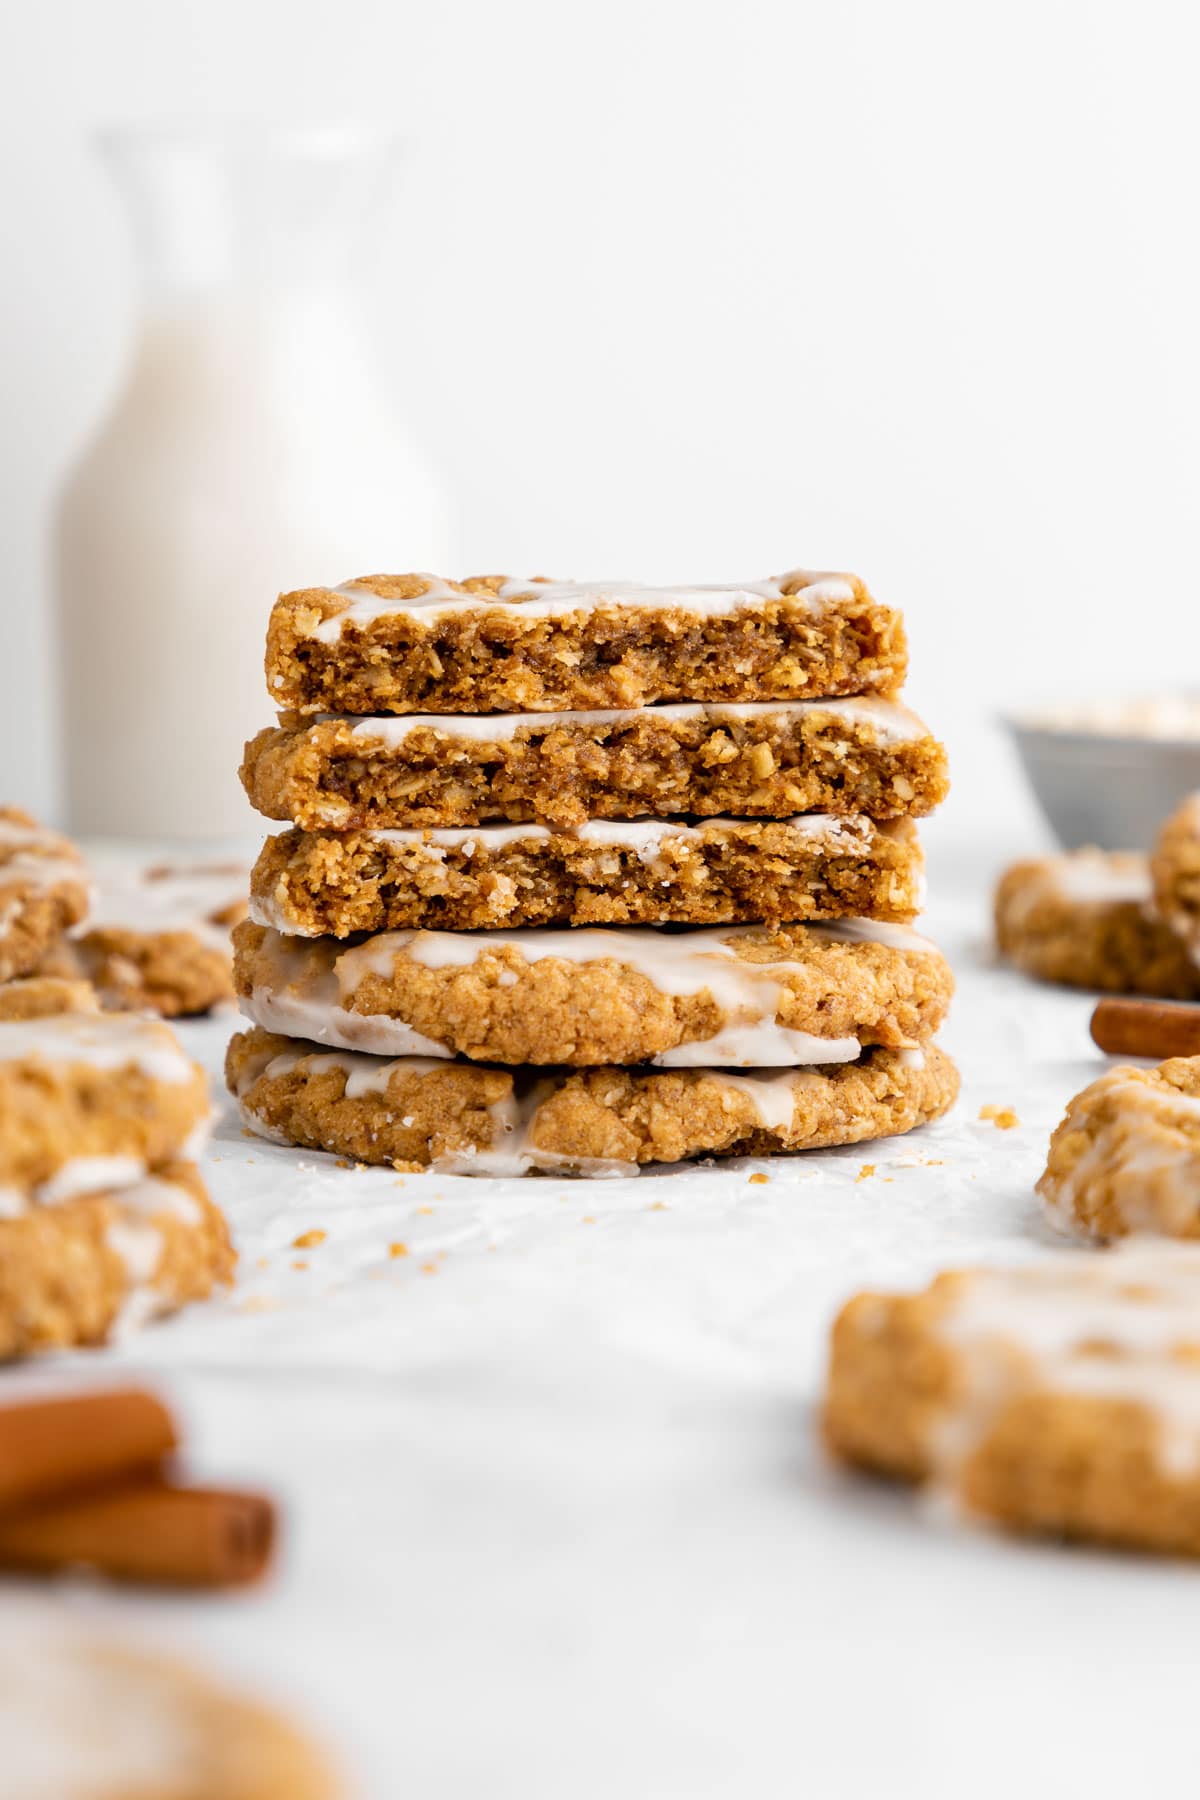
233 917 953 1067
228 1028 957 1175
249 815 923 937
1151 791 1200 966
36 858 247 1016
994 849 1199 997
241 697 948 831
0 1160 234 1358
824 1242 1200 1558
265 570 907 716
0 975 99 1021
1037 1055 1200 1238
0 1013 210 1205
0 808 90 983
0 1626 338 1798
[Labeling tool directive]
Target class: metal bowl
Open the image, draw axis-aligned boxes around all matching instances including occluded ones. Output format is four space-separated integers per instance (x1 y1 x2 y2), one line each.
1004 704 1200 851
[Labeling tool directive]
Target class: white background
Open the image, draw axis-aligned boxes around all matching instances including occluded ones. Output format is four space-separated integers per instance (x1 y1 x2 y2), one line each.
4 0 1200 846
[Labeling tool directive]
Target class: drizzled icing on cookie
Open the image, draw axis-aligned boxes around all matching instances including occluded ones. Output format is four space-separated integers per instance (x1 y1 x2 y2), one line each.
233 1040 817 1177
315 694 927 748
303 569 862 642
0 1014 199 1084
1038 1067 1200 1237
925 1245 1200 1478
241 918 935 1068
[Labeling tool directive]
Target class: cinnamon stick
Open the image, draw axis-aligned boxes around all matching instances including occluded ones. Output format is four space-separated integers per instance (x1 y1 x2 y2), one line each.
0 1479 276 1588
0 1390 176 1514
1090 997 1200 1061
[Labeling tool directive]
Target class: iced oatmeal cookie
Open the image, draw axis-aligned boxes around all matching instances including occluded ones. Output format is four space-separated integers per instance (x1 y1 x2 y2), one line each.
241 697 948 831
233 917 953 1068
1151 791 1200 967
265 570 908 716
228 1027 957 1176
0 808 90 984
824 1242 1200 1558
994 849 1199 997
0 1160 234 1358
249 815 924 936
0 1626 338 1798
0 1013 210 1206
36 858 247 1016
1037 1055 1200 1238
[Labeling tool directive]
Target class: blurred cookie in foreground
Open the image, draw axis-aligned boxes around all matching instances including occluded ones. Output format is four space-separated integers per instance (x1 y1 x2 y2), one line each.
0 808 90 984
994 848 1200 997
0 1621 338 1799
39 857 247 1016
824 1242 1200 1558
1151 791 1200 968
0 975 99 1021
0 1011 228 1356
0 1161 233 1357
1038 1055 1200 1239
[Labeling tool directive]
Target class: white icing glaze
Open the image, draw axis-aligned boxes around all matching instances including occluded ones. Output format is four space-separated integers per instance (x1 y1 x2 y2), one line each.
0 852 86 892
0 1014 199 1084
719 1070 805 1133
1039 1072 1200 1236
1052 850 1152 906
242 919 930 1068
116 1173 203 1224
925 1245 1200 1477
307 569 862 642
81 857 247 953
106 1215 164 1284
38 1154 147 1206
0 1635 202 1797
323 694 926 749
362 813 879 854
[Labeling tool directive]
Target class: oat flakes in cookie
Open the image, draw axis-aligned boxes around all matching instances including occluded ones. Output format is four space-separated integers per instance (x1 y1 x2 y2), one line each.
229 1026 958 1177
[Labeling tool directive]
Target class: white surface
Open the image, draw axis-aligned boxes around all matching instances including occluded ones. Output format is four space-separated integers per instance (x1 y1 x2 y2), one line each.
6 0 1200 841
8 854 1200 1799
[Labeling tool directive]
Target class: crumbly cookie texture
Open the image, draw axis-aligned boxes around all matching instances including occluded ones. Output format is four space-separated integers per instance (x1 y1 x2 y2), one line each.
241 697 948 831
0 1161 234 1359
1037 1055 1200 1239
40 927 235 1017
0 1013 210 1202
228 1027 957 1176
249 816 923 937
233 917 954 1068
0 1631 338 1800
35 857 248 1017
1151 792 1200 967
0 807 91 984
994 849 1200 998
824 1243 1200 1559
0 975 99 1021
265 570 908 715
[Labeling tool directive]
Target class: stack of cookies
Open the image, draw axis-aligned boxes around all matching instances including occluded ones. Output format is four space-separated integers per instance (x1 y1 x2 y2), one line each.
231 570 957 1175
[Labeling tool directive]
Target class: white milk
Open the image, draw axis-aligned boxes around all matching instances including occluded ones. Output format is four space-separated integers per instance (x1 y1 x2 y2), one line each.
54 128 451 838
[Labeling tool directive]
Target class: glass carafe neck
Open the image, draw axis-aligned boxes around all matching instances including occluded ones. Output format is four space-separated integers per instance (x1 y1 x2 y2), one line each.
97 124 402 295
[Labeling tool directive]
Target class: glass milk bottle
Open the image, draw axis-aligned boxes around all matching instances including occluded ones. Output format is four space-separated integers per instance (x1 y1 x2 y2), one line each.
55 126 451 839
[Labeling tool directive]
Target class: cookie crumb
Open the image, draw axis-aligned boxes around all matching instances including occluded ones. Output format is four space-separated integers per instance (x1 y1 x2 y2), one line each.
980 1105 1020 1129
388 1241 409 1259
291 1259 308 1270
856 1163 876 1182
292 1228 326 1249
748 1172 769 1185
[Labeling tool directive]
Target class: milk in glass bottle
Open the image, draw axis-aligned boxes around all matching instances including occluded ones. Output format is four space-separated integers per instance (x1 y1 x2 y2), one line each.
56 125 450 838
